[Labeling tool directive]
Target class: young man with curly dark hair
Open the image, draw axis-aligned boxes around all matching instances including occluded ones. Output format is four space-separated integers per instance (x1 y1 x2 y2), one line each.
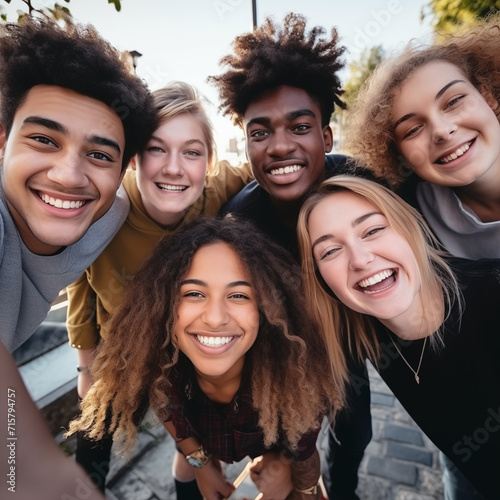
0 15 156 354
210 13 372 500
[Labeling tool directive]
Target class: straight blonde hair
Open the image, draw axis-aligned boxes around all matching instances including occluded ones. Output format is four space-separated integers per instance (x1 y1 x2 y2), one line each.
297 176 460 402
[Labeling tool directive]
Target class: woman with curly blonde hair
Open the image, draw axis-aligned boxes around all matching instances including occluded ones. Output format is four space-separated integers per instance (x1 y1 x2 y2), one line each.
345 15 500 261
69 216 339 500
298 175 500 499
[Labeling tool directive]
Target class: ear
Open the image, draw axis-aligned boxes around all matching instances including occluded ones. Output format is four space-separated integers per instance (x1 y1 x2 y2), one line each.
323 125 333 153
129 154 137 171
0 125 6 164
480 85 498 111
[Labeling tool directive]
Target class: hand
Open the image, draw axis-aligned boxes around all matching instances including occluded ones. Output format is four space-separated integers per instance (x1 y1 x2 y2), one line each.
195 458 234 500
249 453 292 500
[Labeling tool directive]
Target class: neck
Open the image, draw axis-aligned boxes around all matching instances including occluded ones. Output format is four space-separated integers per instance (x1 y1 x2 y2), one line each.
195 357 244 405
378 283 444 341
271 199 301 229
454 183 500 223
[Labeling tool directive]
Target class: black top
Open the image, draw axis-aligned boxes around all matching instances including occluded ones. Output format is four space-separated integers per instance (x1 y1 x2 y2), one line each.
375 258 500 499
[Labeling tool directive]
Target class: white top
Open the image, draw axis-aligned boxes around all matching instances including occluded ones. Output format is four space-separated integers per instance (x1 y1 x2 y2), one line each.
417 182 500 260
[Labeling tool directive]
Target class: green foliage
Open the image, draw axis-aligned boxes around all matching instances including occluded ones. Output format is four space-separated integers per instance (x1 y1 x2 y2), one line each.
342 45 385 110
422 0 500 34
0 0 121 21
332 45 385 130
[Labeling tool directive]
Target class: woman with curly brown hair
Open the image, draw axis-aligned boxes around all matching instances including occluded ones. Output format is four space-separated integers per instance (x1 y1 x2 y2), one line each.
345 15 500 262
68 216 340 500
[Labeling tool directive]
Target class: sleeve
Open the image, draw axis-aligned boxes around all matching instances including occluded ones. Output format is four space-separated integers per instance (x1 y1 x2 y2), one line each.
202 160 254 213
285 425 322 461
65 272 100 350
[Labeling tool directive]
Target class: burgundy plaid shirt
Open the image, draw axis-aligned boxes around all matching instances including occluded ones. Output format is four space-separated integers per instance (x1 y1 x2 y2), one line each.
160 362 322 463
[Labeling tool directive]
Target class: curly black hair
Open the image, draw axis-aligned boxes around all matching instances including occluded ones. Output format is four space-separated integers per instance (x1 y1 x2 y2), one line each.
208 12 346 127
0 16 157 169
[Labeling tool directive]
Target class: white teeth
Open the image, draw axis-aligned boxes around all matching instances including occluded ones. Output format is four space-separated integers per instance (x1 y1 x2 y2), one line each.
196 335 234 347
158 183 187 191
439 142 471 164
40 193 85 209
358 269 393 288
269 165 303 176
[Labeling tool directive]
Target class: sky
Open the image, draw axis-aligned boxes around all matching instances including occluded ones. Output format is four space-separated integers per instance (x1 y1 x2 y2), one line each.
4 0 434 159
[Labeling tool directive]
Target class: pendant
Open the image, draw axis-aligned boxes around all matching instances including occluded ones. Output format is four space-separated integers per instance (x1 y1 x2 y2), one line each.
415 374 420 384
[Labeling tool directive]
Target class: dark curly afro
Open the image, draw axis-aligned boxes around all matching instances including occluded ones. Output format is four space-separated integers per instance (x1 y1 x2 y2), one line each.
209 12 346 127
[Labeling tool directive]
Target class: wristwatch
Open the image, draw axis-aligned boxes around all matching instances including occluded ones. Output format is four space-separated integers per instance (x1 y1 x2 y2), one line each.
185 445 211 468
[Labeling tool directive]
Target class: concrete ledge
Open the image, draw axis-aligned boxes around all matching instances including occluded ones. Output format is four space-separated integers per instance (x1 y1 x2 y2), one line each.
19 341 77 408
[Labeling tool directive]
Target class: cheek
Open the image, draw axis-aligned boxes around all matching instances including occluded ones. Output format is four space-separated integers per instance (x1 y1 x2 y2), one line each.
398 140 429 170
189 164 208 190
96 172 123 204
317 263 344 296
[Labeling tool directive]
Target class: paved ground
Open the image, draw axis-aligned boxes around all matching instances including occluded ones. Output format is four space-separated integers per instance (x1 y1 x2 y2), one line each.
55 362 445 500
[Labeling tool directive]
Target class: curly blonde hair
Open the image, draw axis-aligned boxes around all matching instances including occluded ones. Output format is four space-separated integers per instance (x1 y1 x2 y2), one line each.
68 216 341 456
344 14 500 187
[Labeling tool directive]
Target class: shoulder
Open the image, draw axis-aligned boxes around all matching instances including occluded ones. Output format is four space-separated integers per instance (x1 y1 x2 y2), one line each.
325 154 382 182
448 257 500 283
220 180 268 216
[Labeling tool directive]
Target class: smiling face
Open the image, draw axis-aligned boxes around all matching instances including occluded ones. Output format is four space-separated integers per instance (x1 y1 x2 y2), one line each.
133 113 208 227
308 190 422 324
173 242 260 383
243 85 333 203
1 84 125 255
391 60 500 188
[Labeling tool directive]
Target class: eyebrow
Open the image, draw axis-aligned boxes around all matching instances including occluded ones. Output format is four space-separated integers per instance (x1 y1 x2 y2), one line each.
180 279 252 288
88 134 121 154
246 108 317 132
23 116 67 134
311 211 381 252
22 115 122 154
393 79 465 130
150 135 206 149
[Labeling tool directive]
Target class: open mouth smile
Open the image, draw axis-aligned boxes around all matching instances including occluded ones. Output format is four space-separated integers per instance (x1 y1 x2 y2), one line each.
356 269 397 295
39 192 86 209
269 164 303 176
196 335 234 347
157 183 187 192
436 140 473 164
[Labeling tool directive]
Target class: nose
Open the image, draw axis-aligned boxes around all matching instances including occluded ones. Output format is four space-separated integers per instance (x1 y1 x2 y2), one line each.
348 245 375 271
46 150 88 188
431 114 457 143
267 128 297 157
161 154 183 177
202 297 230 328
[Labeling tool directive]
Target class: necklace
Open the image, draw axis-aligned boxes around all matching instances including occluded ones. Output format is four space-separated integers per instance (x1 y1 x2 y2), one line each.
389 334 427 384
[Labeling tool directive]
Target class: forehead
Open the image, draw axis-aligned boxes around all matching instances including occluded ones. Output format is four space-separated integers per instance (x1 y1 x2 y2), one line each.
14 84 124 140
397 60 469 98
187 242 249 276
309 190 383 229
243 85 321 124
155 113 207 142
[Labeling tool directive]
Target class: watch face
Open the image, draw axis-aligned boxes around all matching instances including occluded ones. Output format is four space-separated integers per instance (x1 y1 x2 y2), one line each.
186 456 203 468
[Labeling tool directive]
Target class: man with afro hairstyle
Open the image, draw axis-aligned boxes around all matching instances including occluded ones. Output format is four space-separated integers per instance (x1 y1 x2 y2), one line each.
211 13 372 500
0 15 156 354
